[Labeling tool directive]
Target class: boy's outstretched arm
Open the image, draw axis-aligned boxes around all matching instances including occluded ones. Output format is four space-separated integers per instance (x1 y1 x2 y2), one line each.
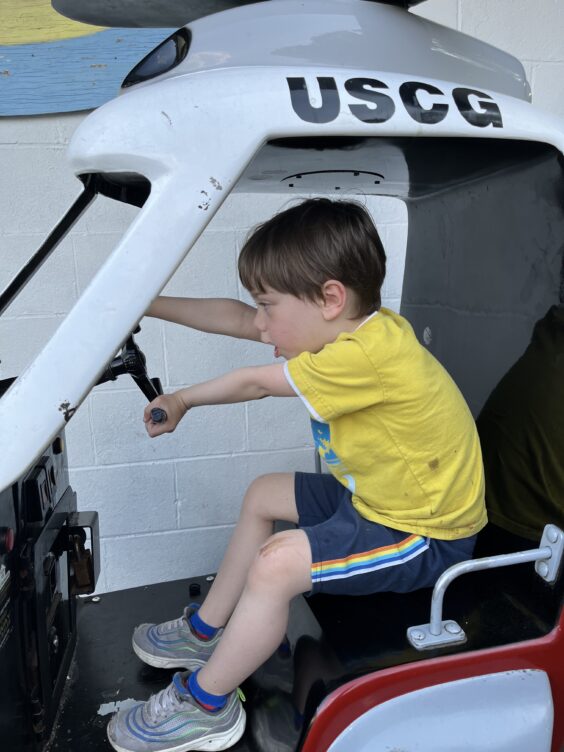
143 363 294 437
146 296 261 341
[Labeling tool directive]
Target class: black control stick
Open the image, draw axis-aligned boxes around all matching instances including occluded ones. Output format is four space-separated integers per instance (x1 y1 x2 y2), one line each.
97 327 164 404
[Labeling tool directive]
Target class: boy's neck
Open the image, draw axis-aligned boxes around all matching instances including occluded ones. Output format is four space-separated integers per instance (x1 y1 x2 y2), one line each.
323 309 377 344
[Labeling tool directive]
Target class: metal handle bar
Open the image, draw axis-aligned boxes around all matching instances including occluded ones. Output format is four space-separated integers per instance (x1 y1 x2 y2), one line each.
429 546 550 636
407 524 563 650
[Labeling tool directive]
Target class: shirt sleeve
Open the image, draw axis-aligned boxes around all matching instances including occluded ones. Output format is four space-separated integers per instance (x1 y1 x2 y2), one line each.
284 337 385 421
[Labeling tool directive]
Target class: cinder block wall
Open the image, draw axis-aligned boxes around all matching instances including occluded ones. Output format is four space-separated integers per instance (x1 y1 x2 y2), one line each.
1 0 562 592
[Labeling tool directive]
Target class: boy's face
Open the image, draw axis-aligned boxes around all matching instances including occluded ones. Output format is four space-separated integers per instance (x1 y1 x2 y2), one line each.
252 287 330 359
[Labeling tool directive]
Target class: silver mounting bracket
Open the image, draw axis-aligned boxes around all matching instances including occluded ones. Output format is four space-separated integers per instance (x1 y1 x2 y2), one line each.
407 524 563 651
407 619 467 650
535 524 564 582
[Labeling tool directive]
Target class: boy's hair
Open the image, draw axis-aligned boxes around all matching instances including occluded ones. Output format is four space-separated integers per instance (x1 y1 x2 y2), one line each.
238 198 387 317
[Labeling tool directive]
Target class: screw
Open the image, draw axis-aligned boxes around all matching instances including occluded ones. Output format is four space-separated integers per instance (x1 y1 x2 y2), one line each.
444 621 462 634
537 561 549 578
547 527 559 544
411 629 425 641
423 327 432 346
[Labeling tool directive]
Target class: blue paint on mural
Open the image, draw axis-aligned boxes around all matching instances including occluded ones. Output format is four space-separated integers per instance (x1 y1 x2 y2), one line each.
0 28 175 116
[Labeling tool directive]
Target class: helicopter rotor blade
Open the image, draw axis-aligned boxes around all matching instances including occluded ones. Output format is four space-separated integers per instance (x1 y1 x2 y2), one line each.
51 0 428 29
51 0 261 28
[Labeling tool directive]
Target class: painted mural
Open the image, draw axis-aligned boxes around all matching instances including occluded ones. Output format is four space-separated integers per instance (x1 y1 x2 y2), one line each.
0 1 174 115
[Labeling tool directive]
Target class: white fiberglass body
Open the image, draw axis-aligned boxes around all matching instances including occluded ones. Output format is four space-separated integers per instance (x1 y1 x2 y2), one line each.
1 0 564 490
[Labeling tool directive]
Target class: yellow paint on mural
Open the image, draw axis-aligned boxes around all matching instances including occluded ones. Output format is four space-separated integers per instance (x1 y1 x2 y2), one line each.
0 0 106 45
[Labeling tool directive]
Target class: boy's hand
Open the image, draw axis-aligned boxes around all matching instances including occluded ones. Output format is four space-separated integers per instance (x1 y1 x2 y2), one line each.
143 393 187 437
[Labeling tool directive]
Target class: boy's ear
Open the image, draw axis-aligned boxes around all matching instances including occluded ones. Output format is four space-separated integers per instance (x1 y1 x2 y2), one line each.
320 280 347 320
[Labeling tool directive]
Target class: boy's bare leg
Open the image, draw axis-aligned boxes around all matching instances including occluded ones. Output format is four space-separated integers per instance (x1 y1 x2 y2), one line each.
197 473 299 628
197 528 312 695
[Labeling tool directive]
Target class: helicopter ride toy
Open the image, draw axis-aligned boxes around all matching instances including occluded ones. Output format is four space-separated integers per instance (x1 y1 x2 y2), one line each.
0 1 562 750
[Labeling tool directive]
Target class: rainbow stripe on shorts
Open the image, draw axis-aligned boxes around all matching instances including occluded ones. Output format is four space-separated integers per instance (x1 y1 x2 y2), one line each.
311 534 429 584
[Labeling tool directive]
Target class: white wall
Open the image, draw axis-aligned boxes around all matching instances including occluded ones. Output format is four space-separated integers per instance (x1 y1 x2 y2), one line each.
1 0 562 593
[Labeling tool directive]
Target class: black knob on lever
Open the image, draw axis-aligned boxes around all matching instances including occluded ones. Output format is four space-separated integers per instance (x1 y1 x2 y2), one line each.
150 408 168 424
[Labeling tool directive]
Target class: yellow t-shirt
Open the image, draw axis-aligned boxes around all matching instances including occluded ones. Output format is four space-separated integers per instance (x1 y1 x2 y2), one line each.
284 308 487 540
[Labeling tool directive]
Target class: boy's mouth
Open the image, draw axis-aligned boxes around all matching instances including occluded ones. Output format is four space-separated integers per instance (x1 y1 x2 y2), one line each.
274 346 280 358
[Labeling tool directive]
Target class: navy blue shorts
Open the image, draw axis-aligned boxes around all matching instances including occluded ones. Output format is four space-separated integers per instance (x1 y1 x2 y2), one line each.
295 472 476 596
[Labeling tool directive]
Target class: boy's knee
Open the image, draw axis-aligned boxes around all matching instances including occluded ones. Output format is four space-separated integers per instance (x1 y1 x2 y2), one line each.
258 532 295 561
248 531 310 594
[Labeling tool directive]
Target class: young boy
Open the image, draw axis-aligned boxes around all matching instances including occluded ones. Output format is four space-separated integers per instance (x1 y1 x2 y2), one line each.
107 198 486 752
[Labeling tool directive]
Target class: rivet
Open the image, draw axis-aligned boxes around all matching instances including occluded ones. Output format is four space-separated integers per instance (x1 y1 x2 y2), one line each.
91 596 101 603
537 561 549 577
423 327 432 346
206 575 215 582
444 621 461 634
547 527 559 544
411 629 425 641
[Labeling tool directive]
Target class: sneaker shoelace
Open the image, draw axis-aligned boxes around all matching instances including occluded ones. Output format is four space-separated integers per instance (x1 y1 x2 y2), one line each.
158 612 189 634
146 681 187 722
166 615 187 632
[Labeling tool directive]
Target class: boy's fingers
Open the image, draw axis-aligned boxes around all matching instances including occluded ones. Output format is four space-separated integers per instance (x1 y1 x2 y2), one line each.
146 419 166 436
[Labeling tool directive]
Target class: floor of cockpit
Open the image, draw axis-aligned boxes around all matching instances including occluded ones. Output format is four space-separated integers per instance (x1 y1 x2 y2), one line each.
49 562 562 752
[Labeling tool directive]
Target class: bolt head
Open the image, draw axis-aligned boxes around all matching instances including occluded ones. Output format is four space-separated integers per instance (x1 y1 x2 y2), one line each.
537 561 549 577
547 527 559 544
444 621 462 635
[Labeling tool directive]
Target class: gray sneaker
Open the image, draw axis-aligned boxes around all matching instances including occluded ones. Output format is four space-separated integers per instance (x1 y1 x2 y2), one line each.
132 606 222 670
107 672 246 752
